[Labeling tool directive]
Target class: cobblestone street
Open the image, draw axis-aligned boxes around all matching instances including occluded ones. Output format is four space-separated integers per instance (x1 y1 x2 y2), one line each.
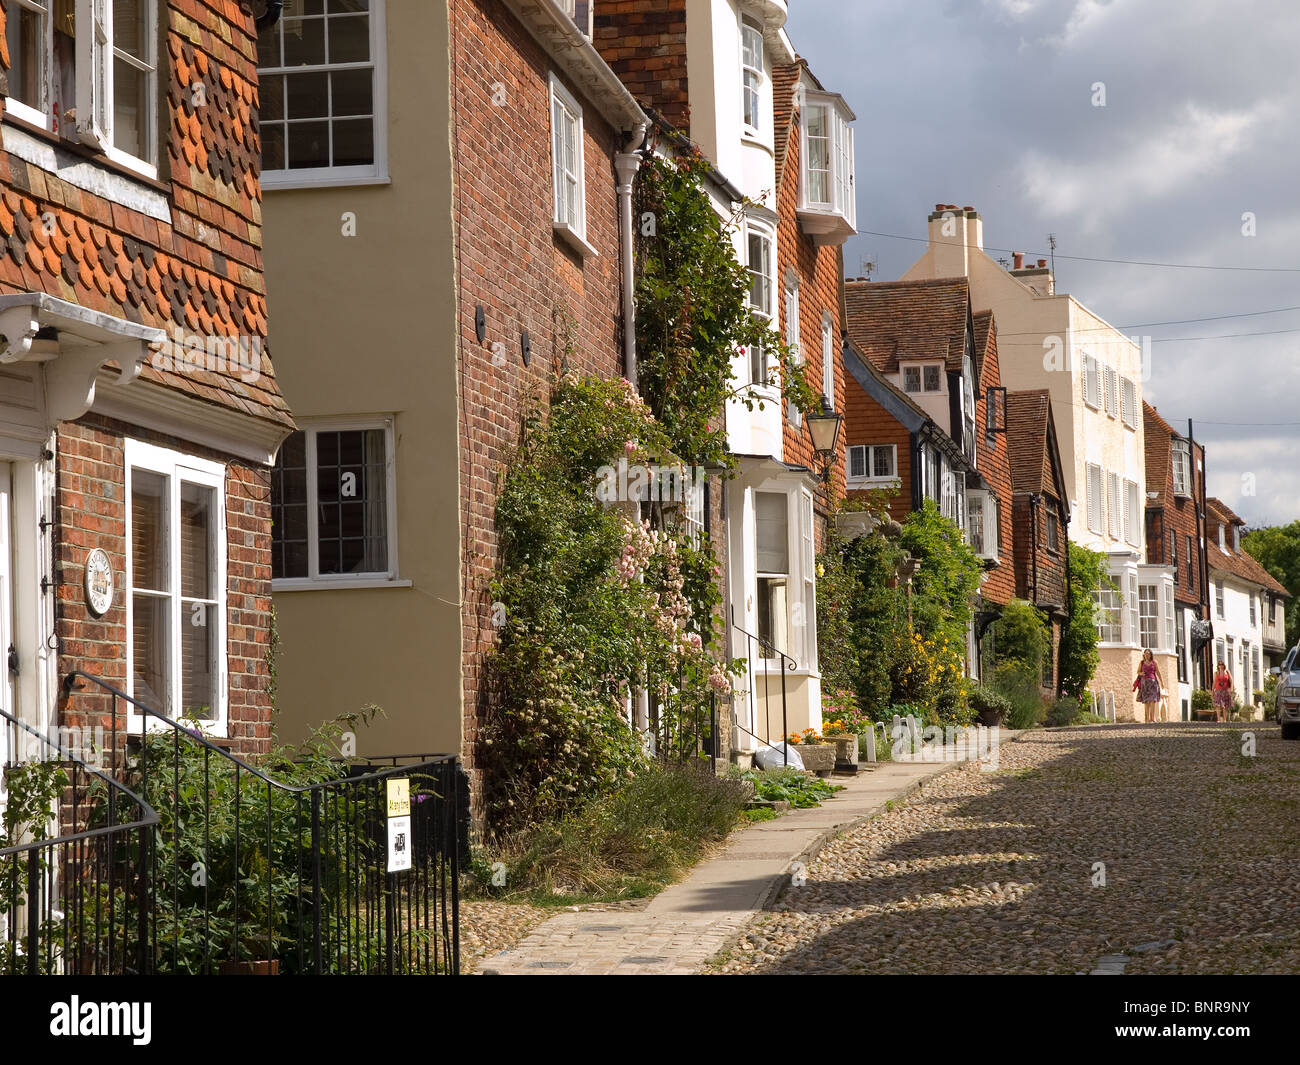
716 724 1300 975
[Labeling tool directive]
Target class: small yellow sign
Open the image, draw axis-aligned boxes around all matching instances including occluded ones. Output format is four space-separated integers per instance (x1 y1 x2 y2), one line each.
386 778 410 818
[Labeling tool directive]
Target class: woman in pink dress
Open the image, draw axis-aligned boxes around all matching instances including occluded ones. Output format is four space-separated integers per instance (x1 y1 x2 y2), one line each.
1212 661 1234 722
1132 649 1163 723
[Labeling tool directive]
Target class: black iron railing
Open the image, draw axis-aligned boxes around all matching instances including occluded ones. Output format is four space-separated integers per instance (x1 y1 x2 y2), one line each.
642 672 719 763
731 614 797 766
1 705 157 975
1 671 460 975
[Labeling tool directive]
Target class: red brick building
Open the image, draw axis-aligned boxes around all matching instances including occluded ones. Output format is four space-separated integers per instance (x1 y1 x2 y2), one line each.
1142 401 1211 701
0 0 291 758
1004 389 1070 692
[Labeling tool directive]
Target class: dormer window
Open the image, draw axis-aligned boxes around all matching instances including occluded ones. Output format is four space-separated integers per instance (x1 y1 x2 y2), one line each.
798 90 856 246
1233 525 1240 552
741 18 764 131
1219 523 1226 551
902 363 943 394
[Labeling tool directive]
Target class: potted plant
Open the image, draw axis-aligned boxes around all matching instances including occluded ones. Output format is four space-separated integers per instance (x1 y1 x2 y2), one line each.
788 729 836 776
969 685 1011 728
821 719 859 770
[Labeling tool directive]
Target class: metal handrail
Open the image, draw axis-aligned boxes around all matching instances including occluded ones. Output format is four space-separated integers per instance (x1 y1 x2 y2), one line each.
730 612 796 766
59 670 460 974
0 705 157 856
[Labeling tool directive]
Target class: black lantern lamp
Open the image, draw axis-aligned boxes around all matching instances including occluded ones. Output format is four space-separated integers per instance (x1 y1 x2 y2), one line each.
805 395 843 484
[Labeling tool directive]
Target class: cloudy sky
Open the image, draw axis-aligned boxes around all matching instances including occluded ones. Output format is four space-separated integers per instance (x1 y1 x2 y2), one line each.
787 0 1300 528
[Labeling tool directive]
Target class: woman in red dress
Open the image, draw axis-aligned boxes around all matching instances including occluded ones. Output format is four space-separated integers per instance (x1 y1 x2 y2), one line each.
1212 661 1234 722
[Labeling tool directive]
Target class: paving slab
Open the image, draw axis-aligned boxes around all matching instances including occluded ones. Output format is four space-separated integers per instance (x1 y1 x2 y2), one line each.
478 753 975 975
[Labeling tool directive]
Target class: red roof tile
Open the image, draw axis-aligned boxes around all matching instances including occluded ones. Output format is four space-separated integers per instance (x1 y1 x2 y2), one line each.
844 277 972 375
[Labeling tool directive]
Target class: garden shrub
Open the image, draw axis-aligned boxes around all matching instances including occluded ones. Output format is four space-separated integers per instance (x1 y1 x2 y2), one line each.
1046 696 1085 728
1060 544 1108 700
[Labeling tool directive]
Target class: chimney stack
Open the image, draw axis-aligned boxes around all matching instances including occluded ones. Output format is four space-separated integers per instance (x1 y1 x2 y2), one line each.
926 203 983 279
1012 252 1024 269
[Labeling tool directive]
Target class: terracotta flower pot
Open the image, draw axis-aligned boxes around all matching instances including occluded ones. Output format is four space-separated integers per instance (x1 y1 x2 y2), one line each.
218 959 280 975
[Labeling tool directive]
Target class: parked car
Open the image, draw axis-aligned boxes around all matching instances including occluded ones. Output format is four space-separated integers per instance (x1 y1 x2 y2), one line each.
1270 645 1300 740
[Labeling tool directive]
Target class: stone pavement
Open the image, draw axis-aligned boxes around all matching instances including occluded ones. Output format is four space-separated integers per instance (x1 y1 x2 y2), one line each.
478 754 976 975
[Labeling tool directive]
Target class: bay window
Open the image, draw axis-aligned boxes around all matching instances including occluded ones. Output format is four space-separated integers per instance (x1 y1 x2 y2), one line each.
4 0 159 175
1095 587 1123 643
798 89 856 245
967 490 998 560
755 491 788 654
1139 583 1159 650
127 440 226 728
271 418 398 586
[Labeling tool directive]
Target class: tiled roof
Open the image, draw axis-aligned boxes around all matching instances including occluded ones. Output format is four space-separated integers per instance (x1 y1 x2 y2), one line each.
1206 497 1290 595
1005 389 1052 495
772 60 801 190
844 277 971 374
1142 401 1174 499
0 11 292 432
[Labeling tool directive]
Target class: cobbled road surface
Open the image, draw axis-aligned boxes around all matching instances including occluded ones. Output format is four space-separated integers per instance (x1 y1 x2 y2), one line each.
715 723 1300 974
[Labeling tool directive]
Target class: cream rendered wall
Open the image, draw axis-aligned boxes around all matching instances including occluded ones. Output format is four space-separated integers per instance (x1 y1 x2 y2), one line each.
1214 575 1266 702
261 7 461 756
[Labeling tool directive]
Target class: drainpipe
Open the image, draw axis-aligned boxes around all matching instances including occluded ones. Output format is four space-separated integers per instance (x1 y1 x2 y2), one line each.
255 1 284 31
615 123 648 390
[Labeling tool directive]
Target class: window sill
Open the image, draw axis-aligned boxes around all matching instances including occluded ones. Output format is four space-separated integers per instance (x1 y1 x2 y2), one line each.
553 221 598 259
262 168 391 191
847 478 901 491
273 577 414 592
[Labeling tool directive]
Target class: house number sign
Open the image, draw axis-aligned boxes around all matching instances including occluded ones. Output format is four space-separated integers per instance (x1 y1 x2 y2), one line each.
84 549 114 616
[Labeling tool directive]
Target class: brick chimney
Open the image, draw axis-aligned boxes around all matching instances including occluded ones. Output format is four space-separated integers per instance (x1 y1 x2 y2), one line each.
927 203 982 278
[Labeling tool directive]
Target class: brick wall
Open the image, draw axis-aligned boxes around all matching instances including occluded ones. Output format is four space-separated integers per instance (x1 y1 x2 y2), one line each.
0 0 284 751
593 0 690 133
974 318 1014 606
56 416 273 758
843 386 912 525
452 0 627 812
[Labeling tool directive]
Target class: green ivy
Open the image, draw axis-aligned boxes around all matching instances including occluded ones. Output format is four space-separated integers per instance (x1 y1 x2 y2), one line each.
1060 543 1108 700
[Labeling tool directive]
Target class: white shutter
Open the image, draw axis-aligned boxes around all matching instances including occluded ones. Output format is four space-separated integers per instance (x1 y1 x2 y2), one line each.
1163 582 1175 652
1087 464 1101 533
1126 572 1139 646
1107 472 1121 539
77 0 114 150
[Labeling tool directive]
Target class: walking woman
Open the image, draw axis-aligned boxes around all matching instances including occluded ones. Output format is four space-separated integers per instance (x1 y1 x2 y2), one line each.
1212 660 1234 722
1133 649 1164 723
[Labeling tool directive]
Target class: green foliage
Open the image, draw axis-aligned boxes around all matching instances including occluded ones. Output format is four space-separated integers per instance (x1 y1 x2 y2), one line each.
992 663 1046 730
739 767 842 808
969 684 1012 724
899 500 984 651
470 763 749 903
634 148 816 467
484 376 734 832
1046 696 1085 728
1242 523 1300 646
1192 688 1213 711
1060 543 1108 700
0 759 71 975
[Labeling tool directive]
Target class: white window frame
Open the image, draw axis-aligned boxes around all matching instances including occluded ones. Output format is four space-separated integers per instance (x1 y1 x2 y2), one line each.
785 272 801 427
125 439 228 735
1095 586 1123 644
967 489 998 560
271 415 403 592
846 444 897 487
258 0 390 190
1139 583 1159 651
1171 439 1191 496
744 216 776 391
548 73 593 256
1163 581 1175 653
1087 462 1103 534
798 91 856 228
821 312 835 406
3 0 159 178
561 0 594 37
740 16 764 133
1215 579 1225 619
799 487 817 671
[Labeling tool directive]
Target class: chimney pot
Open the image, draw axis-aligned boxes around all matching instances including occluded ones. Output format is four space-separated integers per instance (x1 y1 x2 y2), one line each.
962 205 975 212
1037 259 1047 268
1012 252 1024 269
934 203 945 212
